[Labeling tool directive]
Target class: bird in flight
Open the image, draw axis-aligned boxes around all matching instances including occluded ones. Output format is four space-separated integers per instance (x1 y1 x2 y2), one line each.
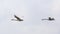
42 17 55 21
11 15 23 21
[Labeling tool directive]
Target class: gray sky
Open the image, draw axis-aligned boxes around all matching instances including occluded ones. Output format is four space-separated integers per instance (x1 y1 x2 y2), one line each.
0 0 60 34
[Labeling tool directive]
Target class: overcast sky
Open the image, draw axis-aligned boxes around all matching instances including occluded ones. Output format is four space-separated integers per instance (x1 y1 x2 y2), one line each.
0 0 60 34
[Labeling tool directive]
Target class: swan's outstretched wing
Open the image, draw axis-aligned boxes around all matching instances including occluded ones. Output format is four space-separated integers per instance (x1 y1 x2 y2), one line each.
14 15 21 20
